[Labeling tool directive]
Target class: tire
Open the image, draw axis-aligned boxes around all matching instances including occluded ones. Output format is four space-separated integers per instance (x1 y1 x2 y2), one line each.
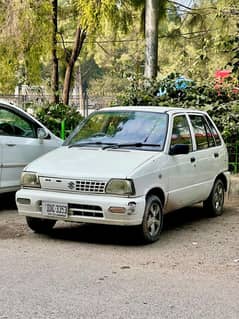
203 179 225 217
138 195 163 243
26 217 56 233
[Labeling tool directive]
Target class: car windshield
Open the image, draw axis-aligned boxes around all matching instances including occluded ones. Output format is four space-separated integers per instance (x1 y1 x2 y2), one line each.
65 110 168 151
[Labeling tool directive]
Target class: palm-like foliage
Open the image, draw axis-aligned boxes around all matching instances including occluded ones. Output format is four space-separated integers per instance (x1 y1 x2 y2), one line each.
0 1 51 92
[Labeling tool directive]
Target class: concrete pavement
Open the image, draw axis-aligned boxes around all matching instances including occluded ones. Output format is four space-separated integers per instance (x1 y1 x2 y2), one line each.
229 174 239 197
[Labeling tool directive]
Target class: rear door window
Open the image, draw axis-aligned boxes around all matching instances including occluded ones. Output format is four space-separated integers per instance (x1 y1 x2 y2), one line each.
205 116 222 146
189 114 217 150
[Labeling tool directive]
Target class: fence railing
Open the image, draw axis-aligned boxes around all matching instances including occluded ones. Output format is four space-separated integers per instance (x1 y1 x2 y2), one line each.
0 94 115 116
227 142 239 174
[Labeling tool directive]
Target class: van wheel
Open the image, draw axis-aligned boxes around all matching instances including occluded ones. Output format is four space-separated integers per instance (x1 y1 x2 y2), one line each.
26 217 56 233
139 195 163 243
203 179 225 217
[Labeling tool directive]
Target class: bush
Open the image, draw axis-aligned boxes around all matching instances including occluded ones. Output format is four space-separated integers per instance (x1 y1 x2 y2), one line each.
115 73 239 143
35 103 83 138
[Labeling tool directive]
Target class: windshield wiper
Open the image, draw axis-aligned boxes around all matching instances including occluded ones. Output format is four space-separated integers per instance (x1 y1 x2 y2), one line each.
69 141 161 149
102 143 161 150
69 142 117 148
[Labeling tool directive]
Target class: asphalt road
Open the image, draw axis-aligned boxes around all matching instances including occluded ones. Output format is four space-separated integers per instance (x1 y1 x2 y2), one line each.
0 193 238 319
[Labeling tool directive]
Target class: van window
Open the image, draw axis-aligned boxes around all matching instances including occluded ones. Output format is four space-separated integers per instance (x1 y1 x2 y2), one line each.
170 115 192 151
189 114 215 150
205 116 222 146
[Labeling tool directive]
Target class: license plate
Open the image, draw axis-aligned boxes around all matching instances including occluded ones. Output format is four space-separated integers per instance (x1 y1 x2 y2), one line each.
42 201 68 218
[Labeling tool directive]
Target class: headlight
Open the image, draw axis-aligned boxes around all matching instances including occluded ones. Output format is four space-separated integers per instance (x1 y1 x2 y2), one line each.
21 172 41 188
105 179 135 195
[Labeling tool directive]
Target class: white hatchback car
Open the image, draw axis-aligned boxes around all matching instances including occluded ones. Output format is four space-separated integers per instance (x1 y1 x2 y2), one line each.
0 100 62 193
16 106 230 243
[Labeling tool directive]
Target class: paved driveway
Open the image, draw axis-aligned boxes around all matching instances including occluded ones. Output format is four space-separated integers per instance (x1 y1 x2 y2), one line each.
0 194 238 319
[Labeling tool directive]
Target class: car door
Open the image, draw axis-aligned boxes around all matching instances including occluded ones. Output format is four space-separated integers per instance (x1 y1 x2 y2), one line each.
165 114 199 211
0 106 57 189
188 113 225 197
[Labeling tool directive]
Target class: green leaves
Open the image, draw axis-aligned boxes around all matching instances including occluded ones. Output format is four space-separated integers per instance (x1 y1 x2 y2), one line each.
36 103 83 138
115 72 239 142
0 0 51 91
73 0 134 34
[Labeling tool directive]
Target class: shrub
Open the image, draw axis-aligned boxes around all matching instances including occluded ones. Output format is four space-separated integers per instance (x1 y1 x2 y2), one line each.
35 103 83 138
115 73 239 143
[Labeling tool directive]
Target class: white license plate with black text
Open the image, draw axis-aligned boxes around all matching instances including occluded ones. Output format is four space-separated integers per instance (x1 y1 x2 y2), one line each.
42 201 68 218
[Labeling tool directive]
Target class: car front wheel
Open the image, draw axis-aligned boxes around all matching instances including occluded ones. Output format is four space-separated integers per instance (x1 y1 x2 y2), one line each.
203 179 225 217
139 195 163 243
26 217 56 233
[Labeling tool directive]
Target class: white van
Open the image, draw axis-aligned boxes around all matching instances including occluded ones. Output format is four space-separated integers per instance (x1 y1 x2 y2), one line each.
16 106 230 243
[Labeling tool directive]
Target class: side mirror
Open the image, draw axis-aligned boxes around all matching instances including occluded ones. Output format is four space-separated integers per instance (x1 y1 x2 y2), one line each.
169 144 190 156
37 127 48 140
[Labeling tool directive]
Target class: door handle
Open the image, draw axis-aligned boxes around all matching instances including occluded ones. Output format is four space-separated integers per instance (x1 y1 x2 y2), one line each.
214 152 219 158
190 157 196 163
6 144 16 147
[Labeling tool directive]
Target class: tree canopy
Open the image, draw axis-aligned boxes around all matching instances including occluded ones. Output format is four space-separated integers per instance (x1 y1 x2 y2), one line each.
0 0 51 92
0 0 239 102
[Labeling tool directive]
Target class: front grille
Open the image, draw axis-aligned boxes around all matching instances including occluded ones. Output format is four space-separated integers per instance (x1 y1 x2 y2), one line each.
69 203 104 218
75 180 106 193
40 177 107 194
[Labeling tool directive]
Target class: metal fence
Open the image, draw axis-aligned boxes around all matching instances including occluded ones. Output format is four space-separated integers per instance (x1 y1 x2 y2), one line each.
227 142 239 173
0 94 116 116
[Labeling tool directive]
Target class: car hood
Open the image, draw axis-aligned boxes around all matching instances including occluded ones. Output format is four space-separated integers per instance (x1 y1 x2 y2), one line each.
24 146 158 179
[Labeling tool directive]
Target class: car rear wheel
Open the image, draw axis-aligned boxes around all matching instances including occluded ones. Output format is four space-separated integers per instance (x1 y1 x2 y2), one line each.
138 195 163 243
26 217 56 233
203 179 225 217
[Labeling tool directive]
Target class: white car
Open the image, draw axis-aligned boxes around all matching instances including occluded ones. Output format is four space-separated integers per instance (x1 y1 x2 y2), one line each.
0 100 62 193
16 106 230 243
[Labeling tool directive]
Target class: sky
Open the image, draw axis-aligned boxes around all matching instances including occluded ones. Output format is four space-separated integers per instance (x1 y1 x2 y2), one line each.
175 0 195 7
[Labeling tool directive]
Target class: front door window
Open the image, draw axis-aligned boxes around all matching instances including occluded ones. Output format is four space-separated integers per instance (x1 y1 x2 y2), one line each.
170 115 192 152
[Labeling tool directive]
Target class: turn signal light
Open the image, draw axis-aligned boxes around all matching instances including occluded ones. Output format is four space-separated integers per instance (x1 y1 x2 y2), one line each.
109 207 126 214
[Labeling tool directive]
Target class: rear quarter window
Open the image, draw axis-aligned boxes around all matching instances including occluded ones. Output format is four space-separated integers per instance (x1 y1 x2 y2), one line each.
205 116 222 146
189 114 222 150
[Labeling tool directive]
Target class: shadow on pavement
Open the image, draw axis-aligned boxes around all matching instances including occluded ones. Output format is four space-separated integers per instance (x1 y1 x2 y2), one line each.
46 204 218 246
0 193 17 211
1 193 234 245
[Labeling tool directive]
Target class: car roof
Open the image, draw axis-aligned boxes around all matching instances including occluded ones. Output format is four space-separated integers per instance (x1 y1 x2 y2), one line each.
0 99 29 114
100 106 207 115
0 99 19 108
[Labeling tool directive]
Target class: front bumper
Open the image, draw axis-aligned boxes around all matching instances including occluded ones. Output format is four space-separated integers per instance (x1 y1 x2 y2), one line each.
16 189 146 226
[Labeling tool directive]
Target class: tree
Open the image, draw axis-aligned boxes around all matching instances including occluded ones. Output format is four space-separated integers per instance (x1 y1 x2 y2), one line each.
2 0 239 105
51 0 59 103
148 0 239 84
0 0 51 93
62 26 86 105
60 0 134 105
144 0 159 78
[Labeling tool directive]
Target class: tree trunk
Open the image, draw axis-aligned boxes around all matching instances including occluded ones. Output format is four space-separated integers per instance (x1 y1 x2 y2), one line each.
51 0 59 104
77 65 85 116
62 26 86 105
144 0 159 79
